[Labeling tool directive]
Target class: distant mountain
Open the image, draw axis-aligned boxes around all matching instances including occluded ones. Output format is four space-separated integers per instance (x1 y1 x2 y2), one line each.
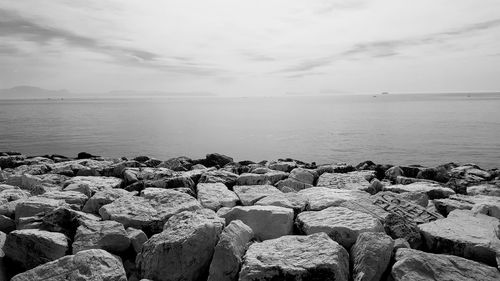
0 86 72 99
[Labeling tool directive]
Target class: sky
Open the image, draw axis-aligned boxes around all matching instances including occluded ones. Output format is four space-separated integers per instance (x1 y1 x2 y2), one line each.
1 0 500 96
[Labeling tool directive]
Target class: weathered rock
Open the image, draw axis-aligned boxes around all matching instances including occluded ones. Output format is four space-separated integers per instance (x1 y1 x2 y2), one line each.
350 232 394 281
15 197 69 220
396 192 429 207
316 164 356 175
0 215 15 233
233 185 282 206
339 198 391 222
297 187 370 211
199 170 238 187
317 171 374 192
82 188 132 214
236 172 288 186
297 206 383 249
208 220 253 281
41 207 101 238
239 232 349 281
467 184 500 196
0 184 19 192
385 166 404 181
391 248 500 281
383 182 455 199
4 229 69 270
268 161 296 172
0 188 30 202
10 249 127 281
205 153 233 167
472 202 500 219
141 188 202 222
63 176 122 195
197 182 239 211
220 206 293 240
99 196 160 233
395 176 440 185
73 220 130 254
158 156 193 171
255 192 307 213
126 227 148 253
5 173 63 195
40 190 89 207
275 178 312 192
383 213 422 249
289 168 318 185
136 209 224 281
418 209 500 266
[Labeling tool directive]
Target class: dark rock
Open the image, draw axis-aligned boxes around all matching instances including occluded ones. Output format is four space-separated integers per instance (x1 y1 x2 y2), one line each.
205 153 233 168
77 152 99 159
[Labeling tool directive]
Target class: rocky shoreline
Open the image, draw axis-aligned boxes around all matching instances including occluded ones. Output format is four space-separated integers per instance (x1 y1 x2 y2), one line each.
0 151 499 281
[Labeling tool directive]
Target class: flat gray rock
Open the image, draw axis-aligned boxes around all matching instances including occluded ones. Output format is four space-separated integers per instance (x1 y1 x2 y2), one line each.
63 176 122 194
350 232 394 281
73 220 130 254
254 192 307 213
383 182 455 199
297 187 370 211
239 233 349 281
288 168 317 185
82 188 132 214
15 196 69 220
233 185 282 206
317 171 374 192
467 184 500 196
197 182 239 210
40 190 89 207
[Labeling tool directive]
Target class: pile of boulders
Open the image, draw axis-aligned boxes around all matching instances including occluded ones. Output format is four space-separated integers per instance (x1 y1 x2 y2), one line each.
0 151 499 281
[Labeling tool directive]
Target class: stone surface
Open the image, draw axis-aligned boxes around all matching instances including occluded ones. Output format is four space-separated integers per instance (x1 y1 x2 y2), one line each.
220 206 293 240
383 213 422 249
233 185 282 206
198 170 238 187
418 209 500 266
136 209 224 281
82 188 132 214
0 215 15 233
40 190 89 207
4 229 69 270
339 198 391 223
396 192 429 207
317 171 374 192
207 220 253 281
288 168 317 185
72 220 130 254
41 207 101 238
383 182 455 199
126 227 148 253
351 232 394 281
275 178 312 192
15 197 69 220
254 192 307 213
297 206 384 249
63 176 122 194
391 248 500 281
297 187 370 211
197 182 239 210
10 249 127 281
99 196 160 233
467 184 500 196
239 233 349 281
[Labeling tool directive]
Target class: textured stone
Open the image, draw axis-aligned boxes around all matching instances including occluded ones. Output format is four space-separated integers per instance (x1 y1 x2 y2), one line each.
15 197 69 220
351 232 394 281
197 182 239 211
73 220 130 254
208 220 253 281
233 185 282 206
220 206 293 240
136 209 224 281
391 248 500 281
41 207 101 238
126 227 148 253
317 171 374 192
275 178 312 192
467 184 500 196
383 182 455 199
239 233 349 281
297 206 384 249
82 188 132 214
298 187 370 211
339 198 391 223
0 215 15 233
99 196 160 233
418 209 500 266
63 176 122 194
396 192 429 207
254 192 307 213
10 249 127 281
288 168 317 185
383 213 422 249
40 190 89 207
4 229 69 270
198 170 238 187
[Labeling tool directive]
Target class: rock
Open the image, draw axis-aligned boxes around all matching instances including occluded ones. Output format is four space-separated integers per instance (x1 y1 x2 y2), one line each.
233 185 282 205
99 196 160 233
0 215 15 233
467 184 500 196
0 184 20 192
316 164 356 175
297 187 370 211
39 190 89 207
73 220 130 254
199 170 238 187
197 182 239 211
396 191 429 207
472 203 500 219
4 229 69 270
254 192 307 213
136 209 224 281
289 168 317 185
40 207 101 238
395 176 439 185
275 178 312 192
350 232 394 281
10 249 127 281
317 171 374 192
268 161 296 172
158 156 193 171
205 153 233 167
6 173 62 195
0 188 30 202
385 166 404 181
391 248 500 281
239 232 349 281
15 197 69 220
126 227 148 253
393 238 411 250
297 206 383 249
418 209 500 266
63 176 122 194
339 198 391 222
433 195 475 216
383 213 422 249
220 206 293 240
207 220 253 281
141 188 202 223
236 172 288 186
383 182 455 199
82 188 132 214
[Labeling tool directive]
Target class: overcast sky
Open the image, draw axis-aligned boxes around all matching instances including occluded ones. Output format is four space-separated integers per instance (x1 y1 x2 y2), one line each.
1 0 500 96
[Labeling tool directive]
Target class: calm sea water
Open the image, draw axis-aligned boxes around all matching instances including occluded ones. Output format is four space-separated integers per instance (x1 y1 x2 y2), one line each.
1 93 499 169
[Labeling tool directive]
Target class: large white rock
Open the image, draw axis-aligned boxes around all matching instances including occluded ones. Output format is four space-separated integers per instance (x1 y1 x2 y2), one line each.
289 168 317 185
236 172 288 186
418 209 500 266
72 220 130 254
219 206 293 240
82 188 132 214
391 248 500 281
297 187 370 211
350 232 394 281
296 206 384 249
383 182 455 199
208 220 253 281
233 185 282 206
239 233 349 281
197 182 239 211
255 192 307 213
275 178 312 192
15 197 69 220
141 188 202 223
317 171 374 192
136 209 224 281
63 176 122 194
99 196 160 233
4 229 69 270
10 249 127 281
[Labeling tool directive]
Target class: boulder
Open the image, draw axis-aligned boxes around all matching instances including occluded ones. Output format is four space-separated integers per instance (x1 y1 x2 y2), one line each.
72 220 130 254
268 161 296 172
126 227 148 253
418 209 500 266
383 213 422 249
396 192 429 207
467 184 500 196
158 156 193 171
136 209 224 281
383 182 455 199
39 191 89 207
0 215 15 233
316 164 356 175
40 207 101 238
198 170 238 187
208 220 253 281
296 206 384 249
219 206 293 240
317 171 374 192
10 249 127 281
99 196 160 233
339 198 391 222
197 182 239 211
15 197 69 220
205 153 233 167
385 166 404 181
63 176 122 194
82 188 132 214
289 168 318 185
141 188 202 223
275 178 312 192
254 192 307 213
4 229 69 270
350 232 394 281
391 248 500 281
239 233 349 281
233 185 282 206
297 187 370 211
236 172 288 186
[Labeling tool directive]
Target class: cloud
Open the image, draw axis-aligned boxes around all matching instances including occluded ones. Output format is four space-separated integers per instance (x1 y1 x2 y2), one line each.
242 51 276 62
282 17 500 73
0 8 220 75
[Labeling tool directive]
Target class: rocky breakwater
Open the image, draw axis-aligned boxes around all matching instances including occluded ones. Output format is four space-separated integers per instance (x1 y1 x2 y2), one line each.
0 151 499 281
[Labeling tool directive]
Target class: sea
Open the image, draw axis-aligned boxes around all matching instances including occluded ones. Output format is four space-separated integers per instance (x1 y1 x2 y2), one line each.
1 93 499 169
